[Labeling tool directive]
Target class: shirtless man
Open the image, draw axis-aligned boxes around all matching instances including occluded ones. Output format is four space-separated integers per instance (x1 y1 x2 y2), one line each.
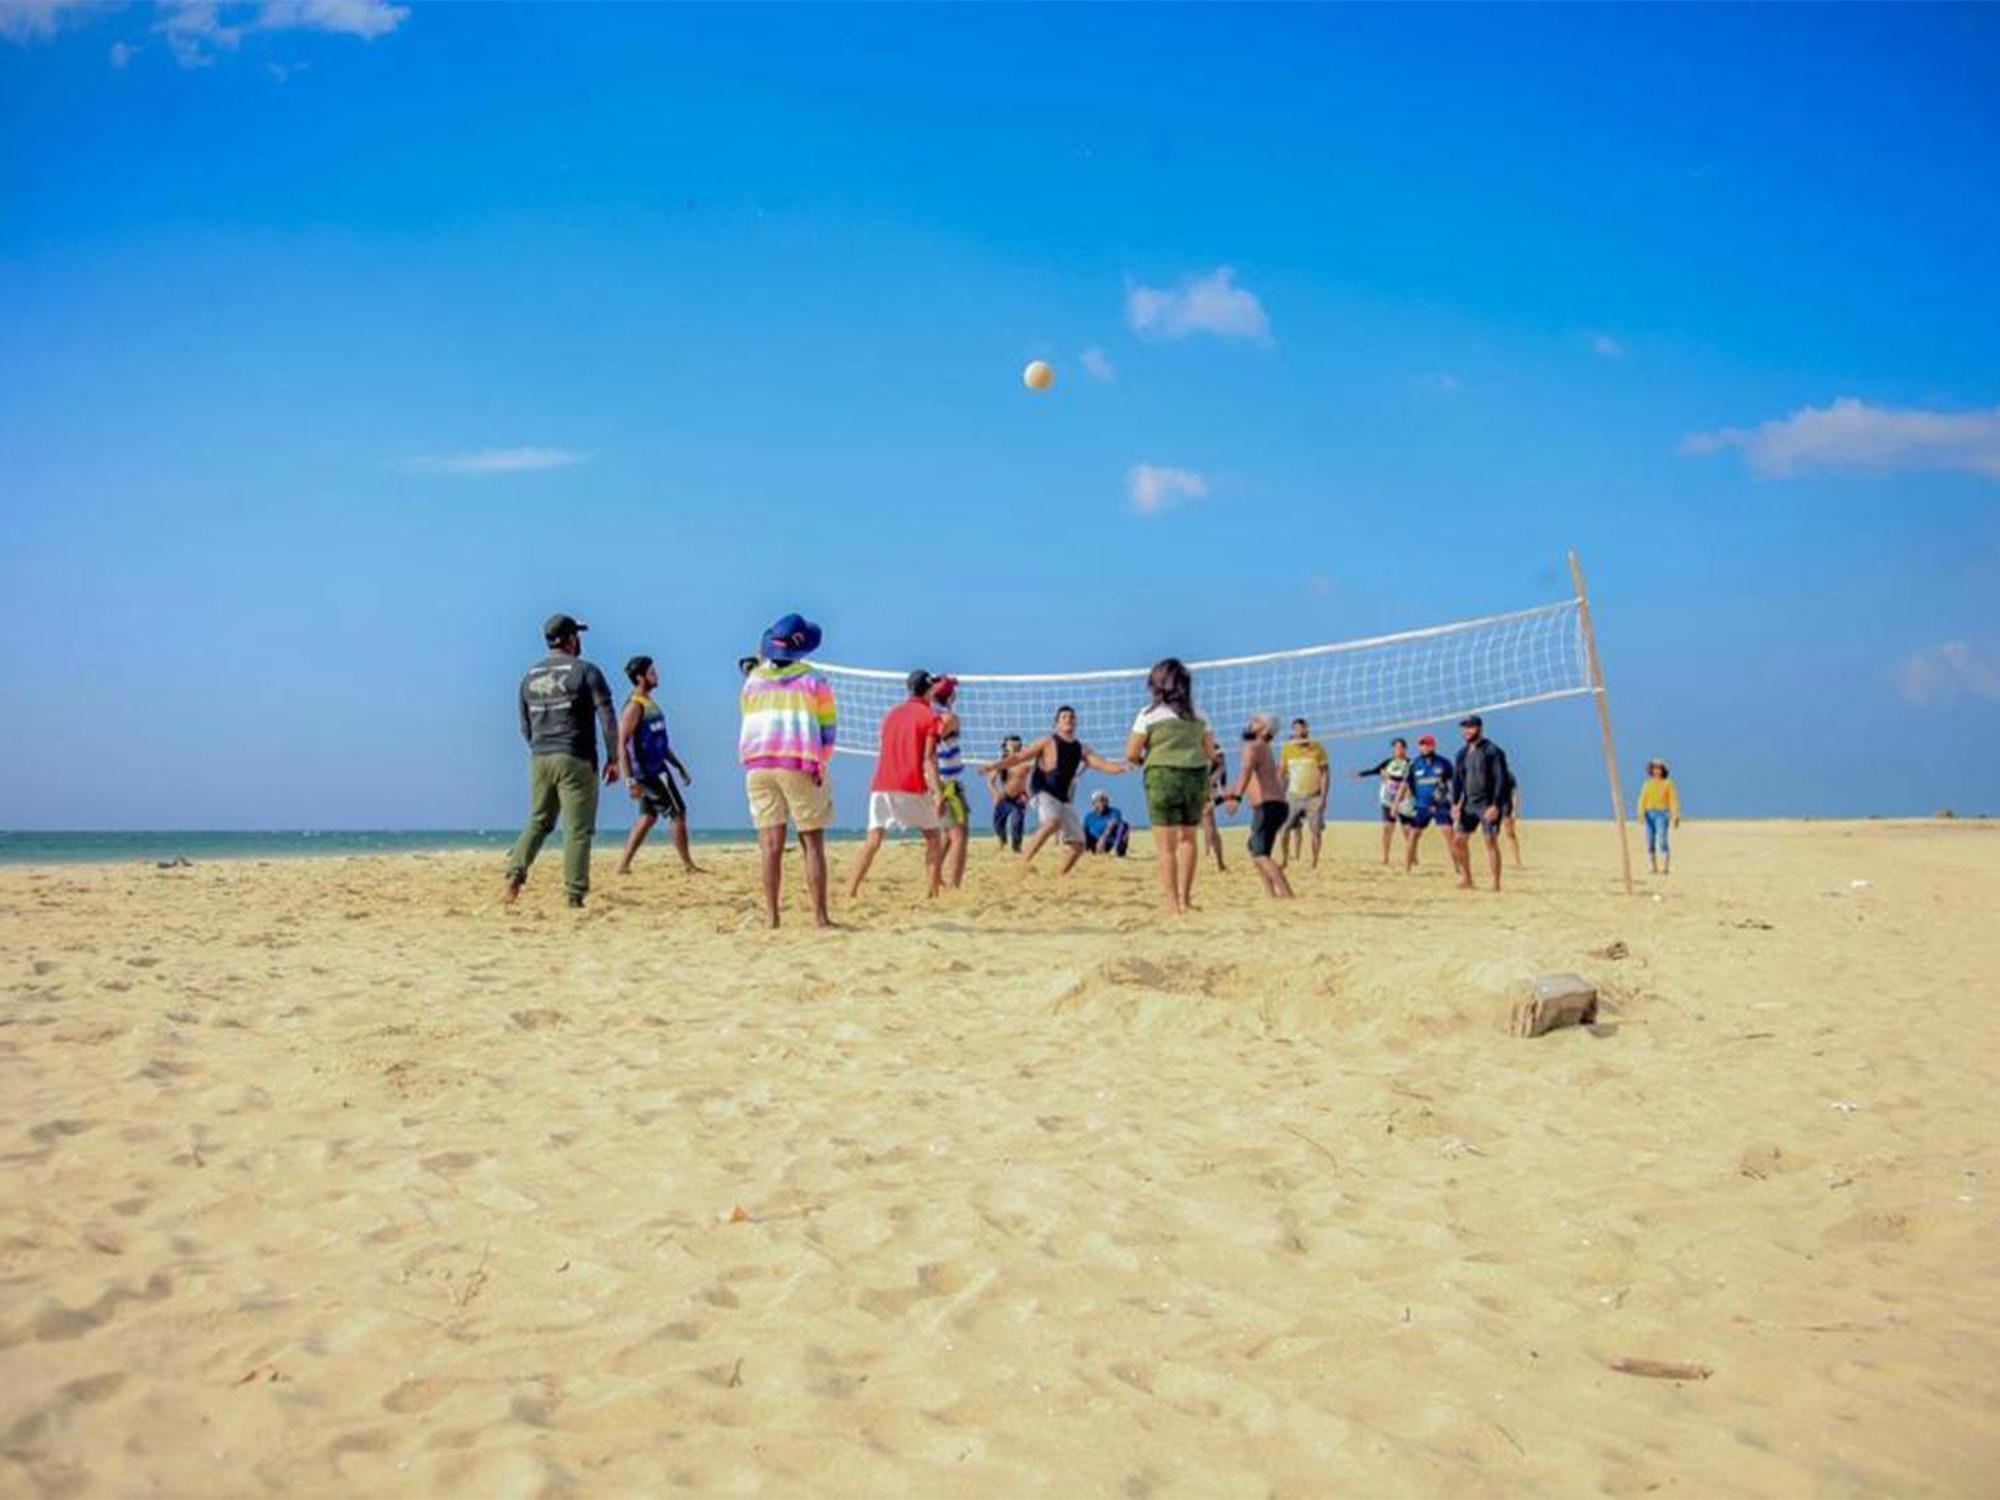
1221 713 1295 899
980 706 1126 876
986 736 1032 852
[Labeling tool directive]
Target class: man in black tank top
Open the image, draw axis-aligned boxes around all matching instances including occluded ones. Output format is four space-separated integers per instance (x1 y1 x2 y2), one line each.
981 706 1128 875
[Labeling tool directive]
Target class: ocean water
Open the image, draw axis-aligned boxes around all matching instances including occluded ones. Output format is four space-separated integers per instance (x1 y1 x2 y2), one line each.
0 829 792 866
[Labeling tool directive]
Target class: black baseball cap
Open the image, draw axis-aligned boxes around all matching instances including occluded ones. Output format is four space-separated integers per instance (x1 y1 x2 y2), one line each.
543 613 588 643
906 669 935 698
1458 714 1483 728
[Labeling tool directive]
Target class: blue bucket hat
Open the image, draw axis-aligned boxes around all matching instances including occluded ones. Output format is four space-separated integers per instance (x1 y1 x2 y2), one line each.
762 612 823 663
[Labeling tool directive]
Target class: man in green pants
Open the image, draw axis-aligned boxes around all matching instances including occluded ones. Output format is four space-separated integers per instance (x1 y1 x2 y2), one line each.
503 613 621 908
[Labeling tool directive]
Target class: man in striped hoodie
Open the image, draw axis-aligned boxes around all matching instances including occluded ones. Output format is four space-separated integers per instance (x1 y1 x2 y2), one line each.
739 613 837 928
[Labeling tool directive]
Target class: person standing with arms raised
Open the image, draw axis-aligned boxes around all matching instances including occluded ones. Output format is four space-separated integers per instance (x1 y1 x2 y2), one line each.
1125 658 1220 916
503 613 621 909
739 613 837 928
982 707 1126 876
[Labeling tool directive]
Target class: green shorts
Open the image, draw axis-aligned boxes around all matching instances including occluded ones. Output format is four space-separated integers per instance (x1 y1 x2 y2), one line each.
939 779 968 826
1145 765 1209 829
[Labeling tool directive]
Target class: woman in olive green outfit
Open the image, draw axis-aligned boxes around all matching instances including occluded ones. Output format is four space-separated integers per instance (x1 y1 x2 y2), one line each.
1125 658 1221 916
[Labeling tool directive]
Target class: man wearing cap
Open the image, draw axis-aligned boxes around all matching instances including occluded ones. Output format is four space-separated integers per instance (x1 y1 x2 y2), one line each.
1450 714 1513 892
739 613 838 927
1082 790 1131 857
503 613 621 908
846 670 945 901
1400 733 1456 874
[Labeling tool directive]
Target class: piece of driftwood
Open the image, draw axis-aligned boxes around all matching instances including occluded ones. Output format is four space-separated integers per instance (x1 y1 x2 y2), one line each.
1610 1356 1713 1381
1507 973 1599 1037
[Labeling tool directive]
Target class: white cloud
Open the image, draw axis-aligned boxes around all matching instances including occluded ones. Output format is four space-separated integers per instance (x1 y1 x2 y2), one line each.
1896 641 2000 706
1079 346 1115 382
1127 464 1208 516
1125 267 1271 344
1680 397 2000 481
152 2 228 65
0 0 94 43
257 0 406 38
3 0 407 61
1590 332 1625 359
407 447 587 475
153 0 407 66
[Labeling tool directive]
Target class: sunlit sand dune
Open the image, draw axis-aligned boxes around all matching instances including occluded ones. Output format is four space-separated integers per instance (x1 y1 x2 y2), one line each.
2 819 1996 1496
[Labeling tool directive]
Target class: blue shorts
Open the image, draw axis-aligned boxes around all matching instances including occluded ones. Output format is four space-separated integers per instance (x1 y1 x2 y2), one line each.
1401 803 1450 829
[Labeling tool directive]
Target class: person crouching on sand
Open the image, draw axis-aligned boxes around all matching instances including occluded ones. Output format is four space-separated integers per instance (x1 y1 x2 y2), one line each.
1222 713 1296 900
1083 790 1131 857
1125 658 1219 916
847 670 945 901
739 613 836 928
615 655 703 877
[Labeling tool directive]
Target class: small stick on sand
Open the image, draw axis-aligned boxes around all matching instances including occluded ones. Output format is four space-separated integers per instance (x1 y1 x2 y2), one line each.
1610 1356 1713 1381
1281 1124 1341 1172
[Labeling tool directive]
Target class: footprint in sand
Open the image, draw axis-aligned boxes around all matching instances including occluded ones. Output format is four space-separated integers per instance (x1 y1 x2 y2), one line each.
382 1376 456 1414
509 1008 567 1031
28 1118 94 1147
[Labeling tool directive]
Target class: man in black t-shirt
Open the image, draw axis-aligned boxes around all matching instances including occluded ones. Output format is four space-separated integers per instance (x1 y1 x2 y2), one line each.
503 613 620 908
1450 714 1513 893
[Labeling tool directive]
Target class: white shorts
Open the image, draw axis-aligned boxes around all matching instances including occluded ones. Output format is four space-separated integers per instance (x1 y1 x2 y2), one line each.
1032 792 1084 843
868 790 940 833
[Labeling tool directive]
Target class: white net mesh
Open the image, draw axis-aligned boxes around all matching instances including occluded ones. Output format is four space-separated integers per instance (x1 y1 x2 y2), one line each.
815 599 1591 760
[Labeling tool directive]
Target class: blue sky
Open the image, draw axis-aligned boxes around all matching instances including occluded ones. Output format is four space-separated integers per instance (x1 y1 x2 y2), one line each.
4 1 1998 829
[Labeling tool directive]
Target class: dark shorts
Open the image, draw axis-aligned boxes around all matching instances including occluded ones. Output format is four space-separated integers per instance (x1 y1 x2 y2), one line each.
637 773 687 820
1247 800 1289 858
1457 803 1500 838
1145 765 1209 828
1379 803 1400 824
1401 802 1451 829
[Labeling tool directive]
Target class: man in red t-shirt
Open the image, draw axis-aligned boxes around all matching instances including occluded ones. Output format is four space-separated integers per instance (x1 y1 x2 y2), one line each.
845 670 946 900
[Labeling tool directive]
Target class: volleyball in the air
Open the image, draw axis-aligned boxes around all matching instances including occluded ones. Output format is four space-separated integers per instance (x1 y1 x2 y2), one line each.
1023 359 1055 392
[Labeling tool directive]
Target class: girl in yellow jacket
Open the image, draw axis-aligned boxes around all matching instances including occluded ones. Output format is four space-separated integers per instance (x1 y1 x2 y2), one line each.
1637 760 1681 874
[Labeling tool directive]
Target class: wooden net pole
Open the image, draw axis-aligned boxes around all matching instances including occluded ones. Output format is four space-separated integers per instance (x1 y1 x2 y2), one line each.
1568 549 1635 896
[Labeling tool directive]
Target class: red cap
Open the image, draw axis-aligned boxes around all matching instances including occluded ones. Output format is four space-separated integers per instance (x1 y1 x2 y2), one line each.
1417 734 1436 747
932 675 958 704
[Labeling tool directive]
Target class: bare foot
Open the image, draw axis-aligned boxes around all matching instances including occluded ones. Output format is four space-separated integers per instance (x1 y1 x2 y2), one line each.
500 875 523 906
682 864 708 875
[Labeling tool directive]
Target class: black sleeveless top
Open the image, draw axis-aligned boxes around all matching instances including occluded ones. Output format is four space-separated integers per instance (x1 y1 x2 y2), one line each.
1031 737 1085 802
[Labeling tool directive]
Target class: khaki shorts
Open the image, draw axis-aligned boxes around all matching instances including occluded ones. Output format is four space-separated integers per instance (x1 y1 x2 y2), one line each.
746 768 833 833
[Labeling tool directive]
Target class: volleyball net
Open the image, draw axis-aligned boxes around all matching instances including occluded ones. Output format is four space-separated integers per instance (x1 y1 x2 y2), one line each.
813 597 1592 760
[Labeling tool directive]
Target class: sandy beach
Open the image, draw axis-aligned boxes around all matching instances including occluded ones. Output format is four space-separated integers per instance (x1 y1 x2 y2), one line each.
2 818 1996 1497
